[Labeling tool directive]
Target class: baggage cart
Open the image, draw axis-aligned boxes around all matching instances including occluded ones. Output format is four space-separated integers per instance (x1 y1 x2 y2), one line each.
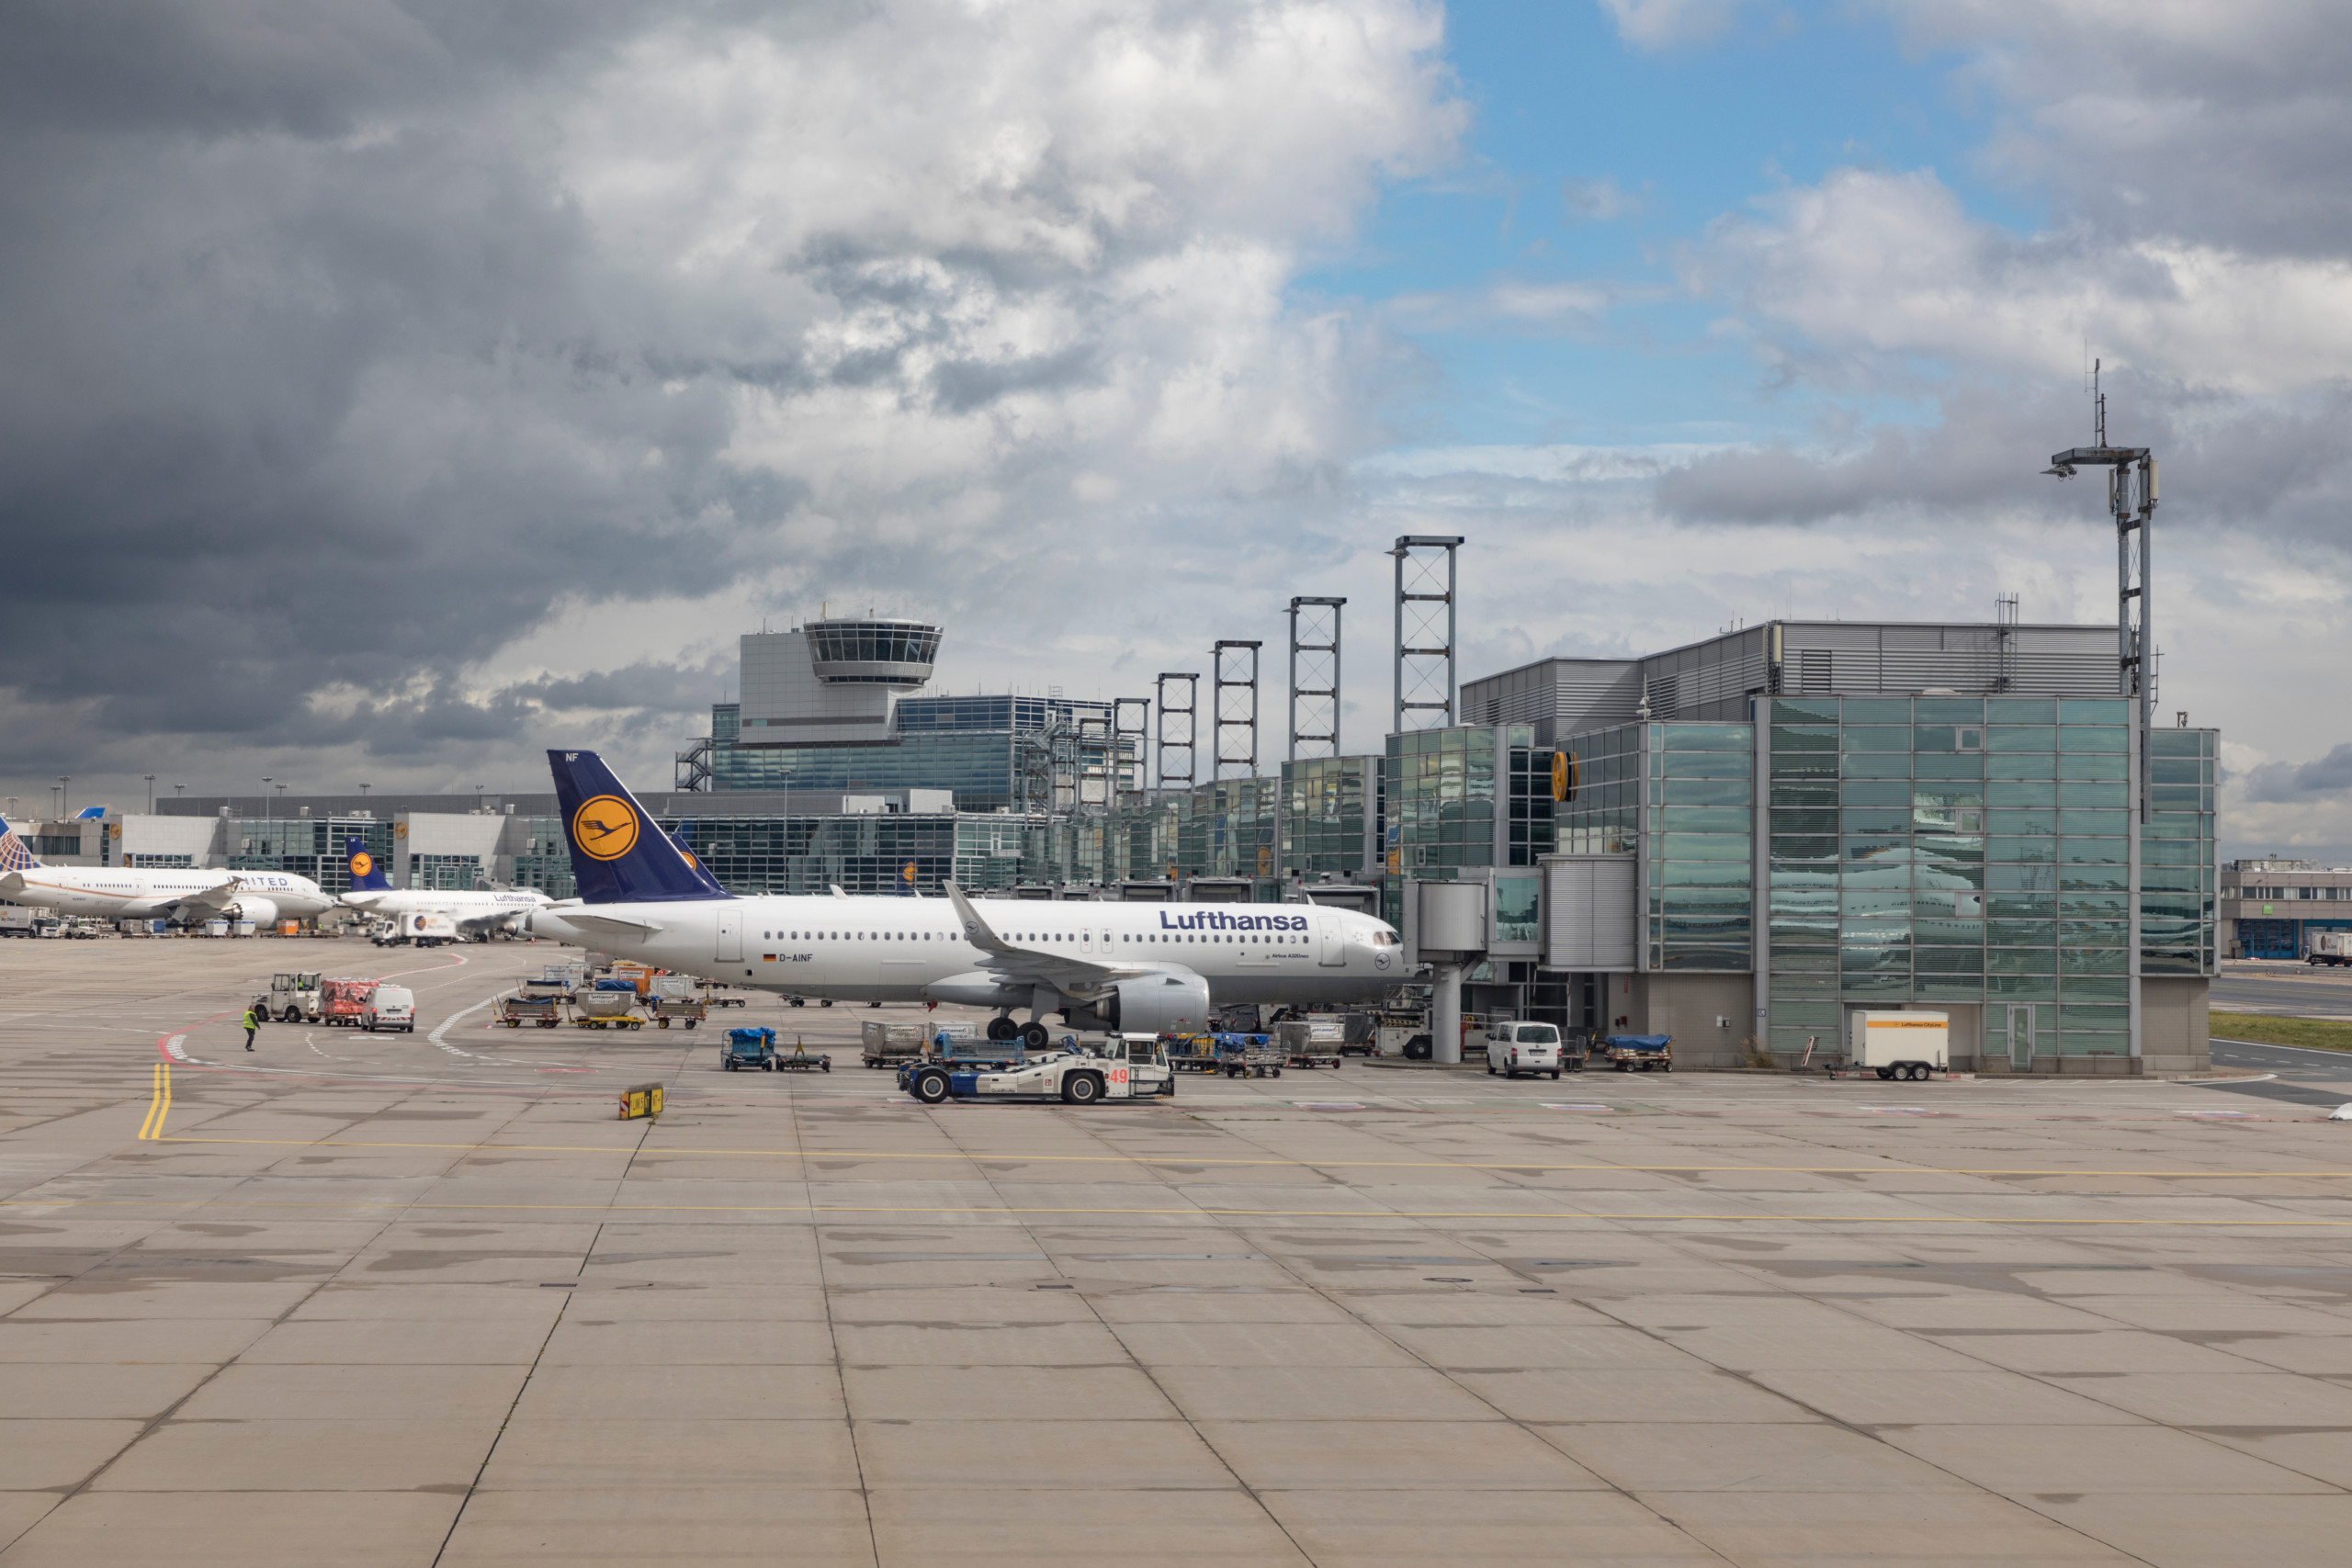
775 1036 831 1072
1214 1032 1284 1078
1600 1033 1673 1073
321 976 379 1028
652 997 707 1030
498 993 563 1029
1164 1033 1217 1073
720 1027 775 1071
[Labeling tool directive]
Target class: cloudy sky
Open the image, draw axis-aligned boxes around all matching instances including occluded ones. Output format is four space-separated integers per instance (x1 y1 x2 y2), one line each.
4 0 2346 858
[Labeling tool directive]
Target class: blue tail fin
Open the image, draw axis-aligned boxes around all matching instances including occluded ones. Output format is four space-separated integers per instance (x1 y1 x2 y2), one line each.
345 837 392 892
0 823 40 874
545 750 732 904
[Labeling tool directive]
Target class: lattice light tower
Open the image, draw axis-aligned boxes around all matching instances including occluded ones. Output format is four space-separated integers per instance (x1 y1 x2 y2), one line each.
1213 640 1262 781
1287 597 1345 761
1391 536 1465 733
2042 364 2157 818
1113 697 1150 807
1155 672 1198 791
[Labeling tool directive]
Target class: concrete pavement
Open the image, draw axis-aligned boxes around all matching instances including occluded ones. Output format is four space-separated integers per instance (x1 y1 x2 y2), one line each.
9 938 2352 1564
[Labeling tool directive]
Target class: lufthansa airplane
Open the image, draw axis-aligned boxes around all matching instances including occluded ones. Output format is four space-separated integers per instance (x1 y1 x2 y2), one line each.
337 838 551 938
526 750 1408 1045
0 823 334 926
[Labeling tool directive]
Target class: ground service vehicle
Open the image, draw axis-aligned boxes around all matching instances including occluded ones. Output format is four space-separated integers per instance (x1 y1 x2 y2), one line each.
721 1027 776 1070
321 977 379 1027
362 985 416 1032
1848 1010 1948 1081
651 997 706 1029
374 911 458 948
902 1037 1170 1105
861 1020 929 1069
1600 1033 1673 1072
1484 1021 1573 1078
2310 932 2352 967
268 972 323 1023
0 908 59 938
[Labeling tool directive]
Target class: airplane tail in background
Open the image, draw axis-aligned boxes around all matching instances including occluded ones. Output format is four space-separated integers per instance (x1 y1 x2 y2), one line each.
345 837 392 892
0 823 41 874
545 750 732 905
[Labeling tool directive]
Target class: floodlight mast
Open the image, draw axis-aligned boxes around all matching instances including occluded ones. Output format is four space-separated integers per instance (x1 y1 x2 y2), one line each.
2041 370 2157 824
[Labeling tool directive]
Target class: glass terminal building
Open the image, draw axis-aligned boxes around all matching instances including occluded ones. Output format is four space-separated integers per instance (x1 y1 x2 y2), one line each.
102 613 2212 1074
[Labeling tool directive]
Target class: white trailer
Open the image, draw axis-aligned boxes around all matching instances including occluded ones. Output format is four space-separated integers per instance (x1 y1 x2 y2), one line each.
2308 932 2352 967
1849 1010 1950 1081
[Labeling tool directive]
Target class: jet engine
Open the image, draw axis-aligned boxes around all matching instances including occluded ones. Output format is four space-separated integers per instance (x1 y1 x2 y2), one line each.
225 896 280 926
1062 973 1212 1036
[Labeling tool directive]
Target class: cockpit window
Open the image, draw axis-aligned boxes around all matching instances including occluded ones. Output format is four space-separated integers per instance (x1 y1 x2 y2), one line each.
1369 930 1401 947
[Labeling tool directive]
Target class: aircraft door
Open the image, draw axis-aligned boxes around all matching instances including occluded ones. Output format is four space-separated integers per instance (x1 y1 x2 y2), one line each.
1317 914 1346 968
716 906 741 963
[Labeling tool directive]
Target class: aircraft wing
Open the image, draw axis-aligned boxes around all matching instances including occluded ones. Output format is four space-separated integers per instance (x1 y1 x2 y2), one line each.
943 882 1172 997
159 878 245 916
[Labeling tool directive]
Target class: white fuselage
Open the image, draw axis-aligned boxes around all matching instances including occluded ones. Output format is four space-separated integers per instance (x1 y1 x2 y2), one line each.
530 897 1408 1008
343 887 551 936
3 867 332 922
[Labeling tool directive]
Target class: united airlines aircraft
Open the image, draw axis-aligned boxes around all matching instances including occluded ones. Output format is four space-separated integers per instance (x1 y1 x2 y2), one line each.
0 823 333 926
526 750 1407 1045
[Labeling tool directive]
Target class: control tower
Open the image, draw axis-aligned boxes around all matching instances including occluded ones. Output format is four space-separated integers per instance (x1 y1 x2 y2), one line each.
739 617 943 744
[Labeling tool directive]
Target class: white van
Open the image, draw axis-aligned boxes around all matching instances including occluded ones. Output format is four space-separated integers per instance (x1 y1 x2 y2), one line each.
1485 1021 1566 1079
363 986 417 1033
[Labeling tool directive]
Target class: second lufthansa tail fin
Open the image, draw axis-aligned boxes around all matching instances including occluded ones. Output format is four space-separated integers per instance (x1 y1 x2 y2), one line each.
345 837 392 892
546 750 732 904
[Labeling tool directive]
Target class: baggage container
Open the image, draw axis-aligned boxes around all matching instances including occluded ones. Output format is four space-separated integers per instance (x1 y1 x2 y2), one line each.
861 1020 930 1069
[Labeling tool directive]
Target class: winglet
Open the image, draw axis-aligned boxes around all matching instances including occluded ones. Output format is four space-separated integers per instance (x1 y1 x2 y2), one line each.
943 883 1012 956
545 750 732 905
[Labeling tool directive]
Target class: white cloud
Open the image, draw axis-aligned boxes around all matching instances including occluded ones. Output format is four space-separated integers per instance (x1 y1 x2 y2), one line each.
1597 0 1745 51
1693 167 2352 394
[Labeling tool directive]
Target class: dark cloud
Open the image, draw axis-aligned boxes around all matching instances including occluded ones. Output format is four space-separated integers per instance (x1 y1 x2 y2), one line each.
2245 744 2352 804
1891 2 2352 261
0 0 1464 801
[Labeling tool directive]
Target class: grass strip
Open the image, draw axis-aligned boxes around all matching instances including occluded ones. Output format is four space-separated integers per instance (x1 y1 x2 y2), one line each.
2211 1011 2352 1054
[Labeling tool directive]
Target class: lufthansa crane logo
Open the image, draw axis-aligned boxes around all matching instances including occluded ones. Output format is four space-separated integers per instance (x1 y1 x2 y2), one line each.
349 851 374 879
572 795 639 861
